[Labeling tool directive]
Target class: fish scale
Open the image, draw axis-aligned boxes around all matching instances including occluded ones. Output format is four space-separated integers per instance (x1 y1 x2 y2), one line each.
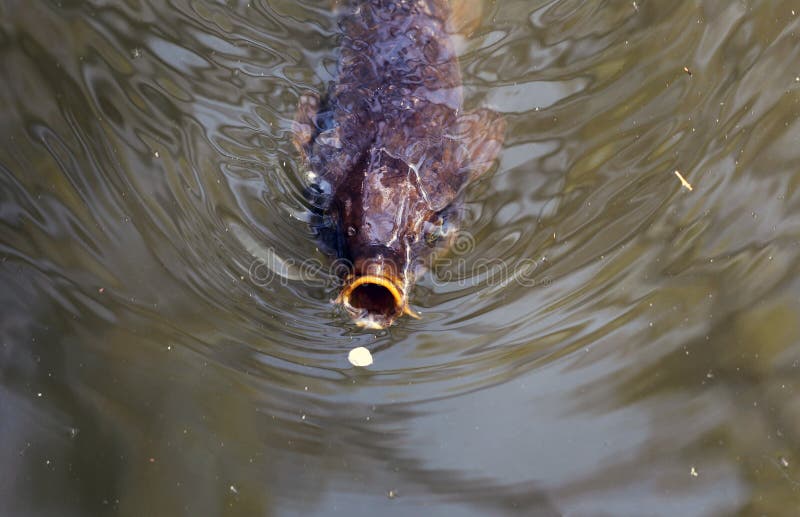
293 0 505 328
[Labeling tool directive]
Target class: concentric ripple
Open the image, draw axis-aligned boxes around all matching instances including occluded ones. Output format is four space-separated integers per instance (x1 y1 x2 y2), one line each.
2 0 800 515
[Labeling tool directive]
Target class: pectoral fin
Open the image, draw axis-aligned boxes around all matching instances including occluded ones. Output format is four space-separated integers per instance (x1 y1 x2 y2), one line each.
412 108 505 211
292 91 320 163
448 0 485 37
452 108 506 181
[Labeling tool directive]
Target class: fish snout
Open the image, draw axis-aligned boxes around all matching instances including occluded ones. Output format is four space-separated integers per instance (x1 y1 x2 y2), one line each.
338 273 419 329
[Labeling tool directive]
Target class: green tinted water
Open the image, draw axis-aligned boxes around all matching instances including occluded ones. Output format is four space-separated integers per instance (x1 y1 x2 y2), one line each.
1 1 799 515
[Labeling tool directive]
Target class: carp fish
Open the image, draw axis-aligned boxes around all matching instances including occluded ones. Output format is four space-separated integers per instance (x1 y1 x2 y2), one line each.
293 0 505 329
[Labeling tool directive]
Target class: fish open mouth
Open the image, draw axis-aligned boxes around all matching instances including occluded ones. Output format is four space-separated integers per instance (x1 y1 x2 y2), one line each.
338 275 417 328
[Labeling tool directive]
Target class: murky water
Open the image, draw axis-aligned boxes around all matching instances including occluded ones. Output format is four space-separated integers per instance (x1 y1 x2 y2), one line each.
2 0 799 515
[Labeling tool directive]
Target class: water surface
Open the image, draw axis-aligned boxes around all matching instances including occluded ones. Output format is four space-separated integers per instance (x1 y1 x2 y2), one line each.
1 0 799 515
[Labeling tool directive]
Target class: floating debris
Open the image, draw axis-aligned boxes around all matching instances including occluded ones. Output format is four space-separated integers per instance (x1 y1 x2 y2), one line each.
690 466 698 477
683 66 692 76
387 489 397 499
674 170 693 191
348 347 373 367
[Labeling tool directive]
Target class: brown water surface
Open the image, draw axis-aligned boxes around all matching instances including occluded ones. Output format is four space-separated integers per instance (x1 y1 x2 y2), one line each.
1 1 800 515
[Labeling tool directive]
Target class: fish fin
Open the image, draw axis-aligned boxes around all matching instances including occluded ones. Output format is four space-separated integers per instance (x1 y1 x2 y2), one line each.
308 210 343 257
448 0 484 38
453 108 506 181
292 91 320 162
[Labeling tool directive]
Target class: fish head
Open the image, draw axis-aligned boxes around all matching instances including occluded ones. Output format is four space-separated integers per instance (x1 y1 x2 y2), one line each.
333 150 456 329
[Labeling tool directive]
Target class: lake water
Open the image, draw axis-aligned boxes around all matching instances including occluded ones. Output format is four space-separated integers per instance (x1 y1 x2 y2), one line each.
1 1 799 515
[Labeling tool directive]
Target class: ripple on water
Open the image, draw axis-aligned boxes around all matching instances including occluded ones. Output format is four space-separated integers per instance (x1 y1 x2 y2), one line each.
1 0 799 515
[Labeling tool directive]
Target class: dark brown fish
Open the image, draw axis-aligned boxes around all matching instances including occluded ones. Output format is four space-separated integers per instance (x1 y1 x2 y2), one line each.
293 0 505 329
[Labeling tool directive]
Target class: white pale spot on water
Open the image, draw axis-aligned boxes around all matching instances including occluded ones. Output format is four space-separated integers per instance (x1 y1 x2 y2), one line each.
348 347 373 367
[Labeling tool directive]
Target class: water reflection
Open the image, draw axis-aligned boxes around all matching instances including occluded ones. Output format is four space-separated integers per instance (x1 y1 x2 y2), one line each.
2 0 800 515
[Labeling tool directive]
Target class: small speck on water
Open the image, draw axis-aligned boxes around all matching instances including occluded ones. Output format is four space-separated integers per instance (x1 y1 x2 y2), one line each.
779 456 789 468
387 489 397 499
690 466 698 477
229 485 238 494
674 170 693 191
131 48 142 59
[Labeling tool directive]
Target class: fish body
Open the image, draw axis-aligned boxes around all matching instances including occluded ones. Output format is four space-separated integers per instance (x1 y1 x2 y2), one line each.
294 0 505 328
